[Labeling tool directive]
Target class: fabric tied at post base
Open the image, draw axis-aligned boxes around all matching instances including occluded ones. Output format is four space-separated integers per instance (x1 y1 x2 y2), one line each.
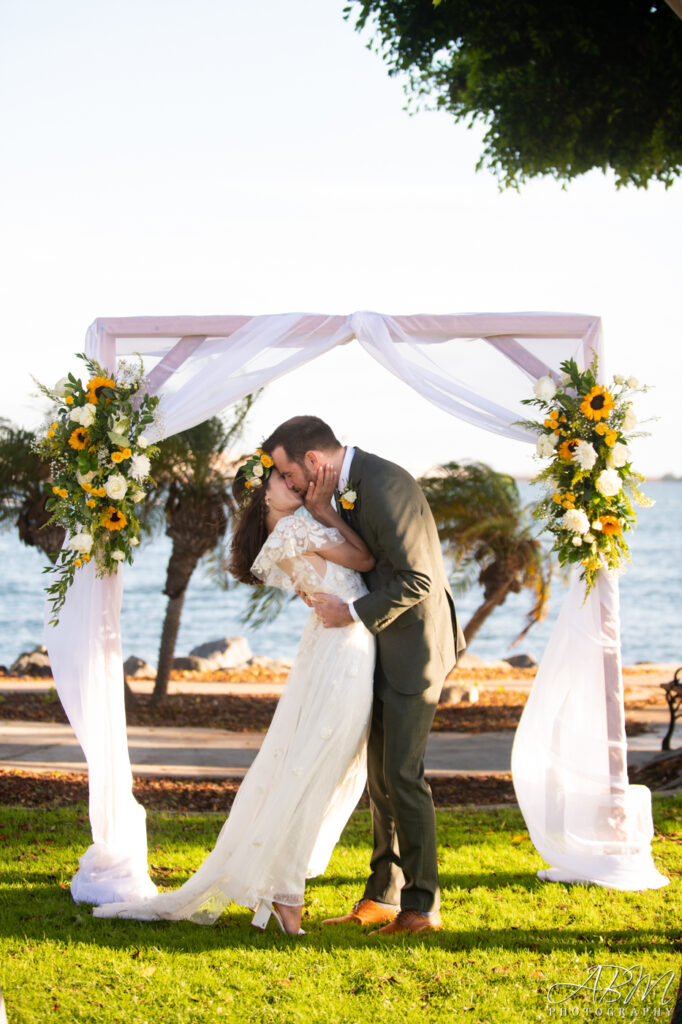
511 569 669 891
44 559 158 904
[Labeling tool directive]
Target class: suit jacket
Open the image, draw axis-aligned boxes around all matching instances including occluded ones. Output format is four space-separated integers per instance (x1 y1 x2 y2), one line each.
346 448 465 695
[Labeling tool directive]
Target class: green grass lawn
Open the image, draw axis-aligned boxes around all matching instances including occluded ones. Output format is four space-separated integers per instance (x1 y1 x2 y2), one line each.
1 800 680 1024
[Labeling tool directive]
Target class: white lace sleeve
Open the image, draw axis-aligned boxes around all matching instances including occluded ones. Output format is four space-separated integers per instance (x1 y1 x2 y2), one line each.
250 510 345 591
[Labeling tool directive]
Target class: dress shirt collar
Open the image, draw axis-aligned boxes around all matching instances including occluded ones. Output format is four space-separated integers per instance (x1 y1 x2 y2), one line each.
338 446 355 493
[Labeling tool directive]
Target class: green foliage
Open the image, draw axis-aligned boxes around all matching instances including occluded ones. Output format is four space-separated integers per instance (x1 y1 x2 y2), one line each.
346 0 682 188
420 461 552 644
0 419 51 525
1 802 680 1022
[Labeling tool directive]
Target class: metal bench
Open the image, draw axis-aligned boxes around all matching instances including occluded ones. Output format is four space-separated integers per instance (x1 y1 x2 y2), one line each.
660 667 682 751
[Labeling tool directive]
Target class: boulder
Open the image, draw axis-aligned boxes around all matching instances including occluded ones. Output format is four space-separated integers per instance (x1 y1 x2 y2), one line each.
10 645 53 678
503 653 538 669
123 655 156 679
188 637 252 670
248 656 293 671
172 656 207 672
440 684 480 706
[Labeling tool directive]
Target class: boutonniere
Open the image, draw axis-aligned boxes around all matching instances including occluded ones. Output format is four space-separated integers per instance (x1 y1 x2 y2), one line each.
339 480 358 511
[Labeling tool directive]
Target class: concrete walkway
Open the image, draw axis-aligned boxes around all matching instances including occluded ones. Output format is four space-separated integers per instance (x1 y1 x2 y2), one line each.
0 708 677 779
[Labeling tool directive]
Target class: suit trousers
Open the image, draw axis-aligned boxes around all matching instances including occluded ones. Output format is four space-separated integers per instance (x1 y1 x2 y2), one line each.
362 664 442 913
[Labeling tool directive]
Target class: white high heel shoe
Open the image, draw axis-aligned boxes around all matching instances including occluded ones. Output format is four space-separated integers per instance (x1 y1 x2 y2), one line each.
251 900 305 935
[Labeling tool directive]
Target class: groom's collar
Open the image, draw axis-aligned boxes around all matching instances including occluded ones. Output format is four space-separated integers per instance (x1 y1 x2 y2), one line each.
338 446 356 492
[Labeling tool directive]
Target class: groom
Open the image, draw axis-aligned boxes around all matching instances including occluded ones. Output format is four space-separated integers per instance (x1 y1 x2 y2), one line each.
262 416 465 935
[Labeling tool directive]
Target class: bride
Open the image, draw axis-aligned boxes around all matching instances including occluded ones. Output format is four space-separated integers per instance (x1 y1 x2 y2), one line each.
94 450 376 935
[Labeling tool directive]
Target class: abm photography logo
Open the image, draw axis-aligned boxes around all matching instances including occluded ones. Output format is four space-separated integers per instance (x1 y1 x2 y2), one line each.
545 963 679 1019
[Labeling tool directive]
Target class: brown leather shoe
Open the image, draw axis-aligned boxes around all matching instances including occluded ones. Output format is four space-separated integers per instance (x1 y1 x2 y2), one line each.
321 898 400 926
369 908 442 936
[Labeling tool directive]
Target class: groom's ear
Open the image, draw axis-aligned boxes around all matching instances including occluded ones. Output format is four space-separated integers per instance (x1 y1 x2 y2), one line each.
304 450 321 473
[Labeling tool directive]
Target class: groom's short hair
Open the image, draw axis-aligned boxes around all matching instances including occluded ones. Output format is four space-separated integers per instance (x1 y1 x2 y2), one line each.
263 416 341 464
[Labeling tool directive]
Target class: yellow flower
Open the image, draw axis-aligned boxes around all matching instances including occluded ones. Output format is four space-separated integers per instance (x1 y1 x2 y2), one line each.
82 553 91 562
95 487 107 498
340 498 353 510
599 515 621 535
120 447 131 459
595 423 607 436
111 451 125 464
558 438 580 461
68 427 89 450
552 493 564 504
86 499 96 508
604 429 618 447
52 485 68 498
580 385 614 421
543 418 554 428
260 453 273 468
52 486 61 495
65 395 74 405
103 506 127 531
74 558 82 567
86 375 116 405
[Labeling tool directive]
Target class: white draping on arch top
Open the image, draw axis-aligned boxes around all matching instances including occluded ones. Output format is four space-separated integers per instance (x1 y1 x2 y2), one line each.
45 311 667 904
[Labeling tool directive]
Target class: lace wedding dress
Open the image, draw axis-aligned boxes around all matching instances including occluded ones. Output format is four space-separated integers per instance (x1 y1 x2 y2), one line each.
94 510 375 923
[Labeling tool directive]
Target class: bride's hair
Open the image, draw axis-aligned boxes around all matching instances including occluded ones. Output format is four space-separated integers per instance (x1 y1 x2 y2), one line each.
228 467 268 585
262 415 340 464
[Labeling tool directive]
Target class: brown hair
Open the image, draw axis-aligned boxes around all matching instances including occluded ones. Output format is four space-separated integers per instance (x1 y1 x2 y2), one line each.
262 415 341 465
228 468 269 585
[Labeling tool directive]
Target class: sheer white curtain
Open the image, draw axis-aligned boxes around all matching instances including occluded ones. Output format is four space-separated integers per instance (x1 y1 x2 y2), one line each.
45 310 667 904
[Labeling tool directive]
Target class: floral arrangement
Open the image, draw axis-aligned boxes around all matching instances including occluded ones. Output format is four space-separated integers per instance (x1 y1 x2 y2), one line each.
33 353 160 624
239 448 273 501
339 480 357 511
520 357 652 594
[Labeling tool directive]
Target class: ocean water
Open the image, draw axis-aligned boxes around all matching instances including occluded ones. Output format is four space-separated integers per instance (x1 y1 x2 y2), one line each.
1 482 680 671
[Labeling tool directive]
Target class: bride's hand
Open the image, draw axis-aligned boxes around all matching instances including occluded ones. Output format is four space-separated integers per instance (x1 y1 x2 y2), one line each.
305 463 338 521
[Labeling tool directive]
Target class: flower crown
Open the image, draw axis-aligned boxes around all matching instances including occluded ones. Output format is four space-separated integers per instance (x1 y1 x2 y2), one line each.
239 447 274 503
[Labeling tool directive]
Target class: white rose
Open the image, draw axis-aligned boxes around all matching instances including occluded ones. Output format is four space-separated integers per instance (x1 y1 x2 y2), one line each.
572 536 583 546
533 376 557 401
132 489 145 503
573 440 598 471
130 536 140 546
252 462 264 478
76 469 96 486
69 403 96 428
68 532 93 555
607 442 629 469
562 508 590 534
536 435 556 458
592 520 603 531
584 532 595 543
137 434 150 448
250 477 262 488
105 473 128 500
612 374 625 385
111 550 125 561
622 406 638 432
130 453 151 482
627 376 640 389
595 469 622 497
54 377 70 397
343 490 357 504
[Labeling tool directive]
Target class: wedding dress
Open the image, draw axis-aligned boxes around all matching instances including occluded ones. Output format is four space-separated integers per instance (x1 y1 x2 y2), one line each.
93 509 375 923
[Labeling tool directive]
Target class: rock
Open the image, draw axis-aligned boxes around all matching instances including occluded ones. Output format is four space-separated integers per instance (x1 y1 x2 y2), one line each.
188 637 253 670
440 684 480 706
172 656 207 672
10 646 53 678
247 656 293 671
503 654 538 669
454 653 512 671
123 655 156 679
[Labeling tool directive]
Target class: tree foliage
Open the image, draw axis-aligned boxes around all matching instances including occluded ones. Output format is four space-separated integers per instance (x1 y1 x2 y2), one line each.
419 461 552 646
347 0 682 188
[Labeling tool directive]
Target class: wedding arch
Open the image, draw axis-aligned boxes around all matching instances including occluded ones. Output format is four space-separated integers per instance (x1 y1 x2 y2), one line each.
45 310 668 904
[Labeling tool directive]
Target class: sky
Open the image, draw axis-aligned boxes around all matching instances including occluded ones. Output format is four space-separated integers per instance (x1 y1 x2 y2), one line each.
1 0 681 479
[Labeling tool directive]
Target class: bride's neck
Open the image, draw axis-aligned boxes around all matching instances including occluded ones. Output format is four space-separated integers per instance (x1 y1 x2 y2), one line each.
265 507 290 534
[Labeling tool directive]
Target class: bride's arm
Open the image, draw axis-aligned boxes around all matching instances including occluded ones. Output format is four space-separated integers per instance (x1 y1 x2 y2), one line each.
304 464 375 573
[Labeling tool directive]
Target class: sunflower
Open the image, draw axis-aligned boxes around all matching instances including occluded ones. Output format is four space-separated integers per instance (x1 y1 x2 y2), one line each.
68 427 89 450
86 375 116 405
558 438 580 461
599 515 622 535
580 385 614 421
103 506 128 531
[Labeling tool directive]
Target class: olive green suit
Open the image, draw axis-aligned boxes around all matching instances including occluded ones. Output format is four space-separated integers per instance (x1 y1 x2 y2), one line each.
344 449 465 912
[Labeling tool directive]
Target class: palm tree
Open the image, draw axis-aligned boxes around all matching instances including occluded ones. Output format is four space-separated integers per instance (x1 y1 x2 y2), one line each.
419 461 552 648
149 398 257 705
0 419 65 559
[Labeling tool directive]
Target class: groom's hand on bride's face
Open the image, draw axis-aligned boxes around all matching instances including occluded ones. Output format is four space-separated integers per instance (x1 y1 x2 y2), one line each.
311 593 353 628
305 463 338 519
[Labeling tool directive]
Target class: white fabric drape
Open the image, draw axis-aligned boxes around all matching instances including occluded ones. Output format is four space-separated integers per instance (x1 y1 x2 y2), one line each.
45 310 667 903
